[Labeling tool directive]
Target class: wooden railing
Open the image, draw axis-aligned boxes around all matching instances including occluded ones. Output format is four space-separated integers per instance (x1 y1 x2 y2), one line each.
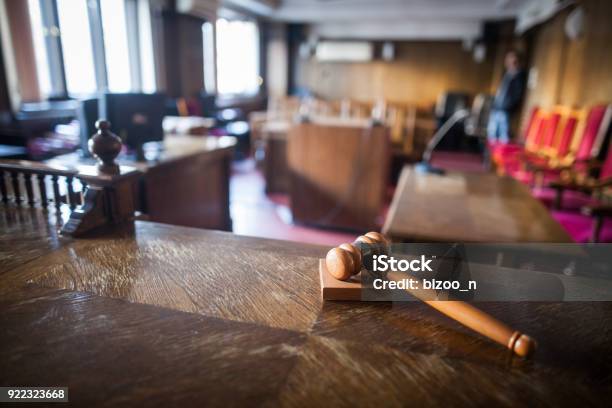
0 160 84 210
0 120 141 237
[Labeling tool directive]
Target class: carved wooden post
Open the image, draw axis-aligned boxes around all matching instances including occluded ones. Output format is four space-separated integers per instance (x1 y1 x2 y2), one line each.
61 120 141 237
88 120 123 174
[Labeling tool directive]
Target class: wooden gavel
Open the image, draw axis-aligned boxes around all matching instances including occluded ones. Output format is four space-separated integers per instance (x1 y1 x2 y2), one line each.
326 232 536 358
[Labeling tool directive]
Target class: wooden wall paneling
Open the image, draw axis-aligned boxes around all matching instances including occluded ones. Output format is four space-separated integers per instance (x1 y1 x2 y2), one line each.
521 0 612 133
162 11 205 97
266 23 288 98
299 41 495 109
575 0 612 106
0 20 12 115
4 0 40 102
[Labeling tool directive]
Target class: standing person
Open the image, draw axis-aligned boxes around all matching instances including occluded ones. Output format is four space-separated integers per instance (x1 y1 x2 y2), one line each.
488 50 527 144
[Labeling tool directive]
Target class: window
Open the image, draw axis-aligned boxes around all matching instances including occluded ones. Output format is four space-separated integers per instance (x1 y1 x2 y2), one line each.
215 19 260 96
100 0 132 92
28 0 52 97
138 0 156 93
56 0 97 95
28 0 157 99
202 21 216 94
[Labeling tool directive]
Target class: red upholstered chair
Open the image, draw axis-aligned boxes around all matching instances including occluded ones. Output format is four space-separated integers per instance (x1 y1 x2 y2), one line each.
548 142 612 243
512 109 579 185
533 105 612 207
489 106 541 169
552 114 579 159
549 140 612 206
496 111 560 179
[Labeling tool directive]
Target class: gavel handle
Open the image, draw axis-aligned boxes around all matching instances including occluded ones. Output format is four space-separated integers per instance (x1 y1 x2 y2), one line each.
387 271 536 357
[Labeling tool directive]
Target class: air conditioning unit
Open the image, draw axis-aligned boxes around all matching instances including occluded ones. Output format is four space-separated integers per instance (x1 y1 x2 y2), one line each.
315 41 374 62
176 0 219 20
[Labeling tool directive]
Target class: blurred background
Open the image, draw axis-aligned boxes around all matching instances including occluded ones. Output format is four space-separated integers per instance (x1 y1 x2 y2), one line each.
0 0 610 244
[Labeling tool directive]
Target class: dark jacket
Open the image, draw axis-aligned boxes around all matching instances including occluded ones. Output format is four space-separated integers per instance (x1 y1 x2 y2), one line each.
493 70 527 112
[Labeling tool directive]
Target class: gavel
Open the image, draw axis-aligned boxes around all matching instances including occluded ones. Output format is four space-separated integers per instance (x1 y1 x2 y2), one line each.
326 232 536 358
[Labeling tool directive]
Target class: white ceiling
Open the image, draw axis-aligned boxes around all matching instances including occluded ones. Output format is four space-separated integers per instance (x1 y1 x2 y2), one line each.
221 0 562 40
270 0 530 22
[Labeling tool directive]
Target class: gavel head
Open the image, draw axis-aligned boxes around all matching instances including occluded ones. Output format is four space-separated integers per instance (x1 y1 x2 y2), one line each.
325 232 390 281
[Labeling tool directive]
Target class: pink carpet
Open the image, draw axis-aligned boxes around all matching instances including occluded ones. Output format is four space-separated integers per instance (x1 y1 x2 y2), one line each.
552 210 612 243
230 160 358 246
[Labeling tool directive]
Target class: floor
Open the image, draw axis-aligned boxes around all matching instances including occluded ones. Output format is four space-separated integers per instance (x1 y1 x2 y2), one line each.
230 159 357 246
229 152 489 246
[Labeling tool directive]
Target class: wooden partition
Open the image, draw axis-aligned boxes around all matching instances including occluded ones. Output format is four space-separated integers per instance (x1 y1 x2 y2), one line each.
47 135 235 231
287 120 390 231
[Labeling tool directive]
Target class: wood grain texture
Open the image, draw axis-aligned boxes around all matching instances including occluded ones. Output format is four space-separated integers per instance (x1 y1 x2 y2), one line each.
262 122 290 194
0 286 306 407
2 214 612 405
4 0 40 101
299 41 495 108
162 12 205 98
383 166 572 243
287 122 390 230
273 333 606 407
0 206 68 273
0 221 326 332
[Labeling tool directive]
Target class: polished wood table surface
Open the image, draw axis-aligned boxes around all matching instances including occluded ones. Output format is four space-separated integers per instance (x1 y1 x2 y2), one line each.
1 207 610 406
383 166 573 243
47 135 236 231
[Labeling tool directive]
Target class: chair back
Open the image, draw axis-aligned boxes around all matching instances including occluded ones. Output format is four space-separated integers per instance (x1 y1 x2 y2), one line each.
525 111 546 151
385 103 407 144
591 105 612 159
540 110 562 150
465 93 493 138
556 114 579 158
522 106 540 143
601 144 612 180
576 105 609 160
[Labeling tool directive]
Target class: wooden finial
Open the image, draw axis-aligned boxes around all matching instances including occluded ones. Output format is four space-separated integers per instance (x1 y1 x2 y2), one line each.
88 119 122 174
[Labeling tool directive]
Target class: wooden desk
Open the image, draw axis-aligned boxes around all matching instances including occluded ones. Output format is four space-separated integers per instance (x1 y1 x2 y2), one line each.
288 120 390 231
0 212 611 406
47 135 235 230
0 206 67 272
262 120 290 194
383 166 573 243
